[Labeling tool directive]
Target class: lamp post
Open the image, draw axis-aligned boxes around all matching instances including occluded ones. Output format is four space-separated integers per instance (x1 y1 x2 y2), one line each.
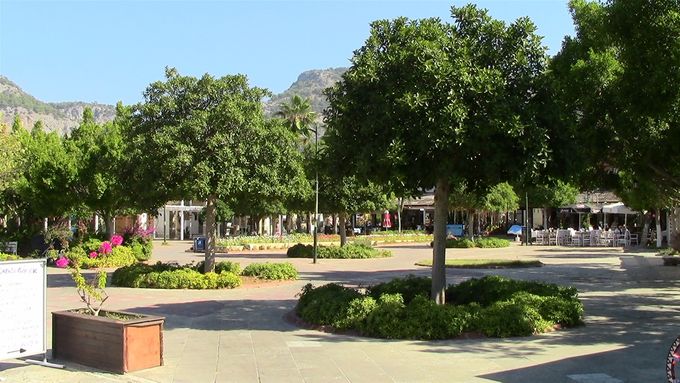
311 125 319 264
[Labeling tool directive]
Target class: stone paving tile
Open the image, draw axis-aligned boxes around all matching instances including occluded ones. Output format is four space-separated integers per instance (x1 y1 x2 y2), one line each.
5 242 678 383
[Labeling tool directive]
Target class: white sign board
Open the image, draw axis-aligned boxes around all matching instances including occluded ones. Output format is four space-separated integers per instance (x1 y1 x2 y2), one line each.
0 259 46 361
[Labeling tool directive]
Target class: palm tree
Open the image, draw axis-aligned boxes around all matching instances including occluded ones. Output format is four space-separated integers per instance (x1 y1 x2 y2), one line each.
276 95 317 144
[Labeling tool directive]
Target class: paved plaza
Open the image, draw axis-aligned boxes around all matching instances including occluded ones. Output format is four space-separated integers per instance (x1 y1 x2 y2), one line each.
1 241 679 382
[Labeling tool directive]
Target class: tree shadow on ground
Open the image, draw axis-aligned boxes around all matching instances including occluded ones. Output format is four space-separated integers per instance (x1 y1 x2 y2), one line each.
120 299 299 332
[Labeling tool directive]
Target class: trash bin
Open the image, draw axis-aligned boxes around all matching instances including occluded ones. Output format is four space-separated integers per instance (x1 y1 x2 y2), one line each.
193 237 206 252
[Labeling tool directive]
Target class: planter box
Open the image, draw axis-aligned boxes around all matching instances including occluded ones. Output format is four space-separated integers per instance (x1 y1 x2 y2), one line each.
52 309 164 373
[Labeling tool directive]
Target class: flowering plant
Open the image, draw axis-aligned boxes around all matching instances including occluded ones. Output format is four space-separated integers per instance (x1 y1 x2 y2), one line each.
56 236 126 315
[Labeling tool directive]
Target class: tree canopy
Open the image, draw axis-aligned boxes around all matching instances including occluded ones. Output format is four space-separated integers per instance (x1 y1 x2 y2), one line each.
324 5 550 303
129 68 306 271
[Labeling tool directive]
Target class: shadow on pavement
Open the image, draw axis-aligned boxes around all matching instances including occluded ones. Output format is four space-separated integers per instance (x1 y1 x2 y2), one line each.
121 298 299 332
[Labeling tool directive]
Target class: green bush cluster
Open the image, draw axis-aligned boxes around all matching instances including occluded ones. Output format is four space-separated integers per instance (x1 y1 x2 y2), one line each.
443 237 510 248
0 253 20 261
242 262 298 280
287 243 391 259
475 237 511 248
445 238 476 248
112 259 300 289
296 275 583 339
112 262 241 289
68 245 137 269
193 260 241 275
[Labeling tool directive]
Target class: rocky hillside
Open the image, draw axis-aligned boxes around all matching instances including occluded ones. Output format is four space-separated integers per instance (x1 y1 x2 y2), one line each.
0 76 116 134
1 67 347 134
264 67 347 120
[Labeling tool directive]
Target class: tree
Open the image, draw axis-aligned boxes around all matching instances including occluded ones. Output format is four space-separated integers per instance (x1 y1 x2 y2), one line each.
276 94 318 143
324 6 549 304
552 0 680 201
130 68 306 272
66 106 136 239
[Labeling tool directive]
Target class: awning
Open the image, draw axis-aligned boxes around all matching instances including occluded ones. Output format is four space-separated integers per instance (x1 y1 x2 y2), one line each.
559 203 602 214
602 202 639 215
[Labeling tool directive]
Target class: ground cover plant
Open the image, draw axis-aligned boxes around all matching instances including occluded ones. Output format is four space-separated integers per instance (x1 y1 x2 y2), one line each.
112 260 298 289
415 259 542 269
287 242 391 259
242 262 298 280
0 252 20 261
444 237 510 249
296 275 583 339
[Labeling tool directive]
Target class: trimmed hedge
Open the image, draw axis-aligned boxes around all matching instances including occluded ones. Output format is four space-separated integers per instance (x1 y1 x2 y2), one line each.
296 275 583 339
443 237 510 248
193 260 241 275
475 237 511 248
242 262 298 280
112 262 241 289
287 243 391 259
0 253 20 261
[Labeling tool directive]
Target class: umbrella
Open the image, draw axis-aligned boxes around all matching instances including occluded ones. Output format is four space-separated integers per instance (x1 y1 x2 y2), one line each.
602 202 638 215
507 225 523 235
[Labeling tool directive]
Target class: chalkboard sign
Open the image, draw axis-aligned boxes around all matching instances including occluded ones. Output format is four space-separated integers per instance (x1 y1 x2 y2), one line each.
0 259 46 361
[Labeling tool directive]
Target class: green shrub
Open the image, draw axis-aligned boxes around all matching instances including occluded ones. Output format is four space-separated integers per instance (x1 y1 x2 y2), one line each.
287 243 391 259
242 262 298 280
476 300 552 337
76 245 137 269
368 275 431 304
475 237 511 248
0 252 20 261
193 260 241 275
287 243 313 258
446 275 577 306
81 238 103 253
129 240 150 261
336 296 377 329
112 262 241 289
296 276 584 339
359 293 406 338
296 283 362 326
445 238 476 248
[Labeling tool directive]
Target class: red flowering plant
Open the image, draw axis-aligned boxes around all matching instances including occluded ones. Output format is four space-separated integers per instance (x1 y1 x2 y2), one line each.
56 236 134 316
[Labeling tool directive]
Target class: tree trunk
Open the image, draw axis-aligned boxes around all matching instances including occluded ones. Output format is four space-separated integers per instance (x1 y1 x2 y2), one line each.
467 209 475 240
398 197 404 233
656 208 663 248
204 195 217 273
431 178 449 305
102 213 115 240
641 211 651 247
332 214 338 234
339 212 348 247
670 206 680 250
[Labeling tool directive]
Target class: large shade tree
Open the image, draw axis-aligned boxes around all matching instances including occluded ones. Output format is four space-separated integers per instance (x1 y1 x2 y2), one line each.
552 0 680 246
129 68 306 272
324 6 550 303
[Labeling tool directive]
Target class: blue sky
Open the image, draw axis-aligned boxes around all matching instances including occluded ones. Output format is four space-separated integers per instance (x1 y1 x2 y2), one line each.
0 1 575 105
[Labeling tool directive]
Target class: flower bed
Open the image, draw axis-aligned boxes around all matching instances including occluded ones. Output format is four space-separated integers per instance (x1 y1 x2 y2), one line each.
286 243 391 259
52 237 137 269
295 275 583 339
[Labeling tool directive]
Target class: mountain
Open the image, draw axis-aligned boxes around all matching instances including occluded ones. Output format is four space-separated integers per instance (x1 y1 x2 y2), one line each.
264 67 347 120
0 67 347 134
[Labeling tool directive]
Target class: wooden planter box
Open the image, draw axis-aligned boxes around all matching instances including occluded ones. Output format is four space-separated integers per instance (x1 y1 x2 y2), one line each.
52 309 164 373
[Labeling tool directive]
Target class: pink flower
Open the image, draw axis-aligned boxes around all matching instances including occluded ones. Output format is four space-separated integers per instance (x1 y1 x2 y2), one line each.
55 257 69 268
99 241 112 254
111 235 123 247
89 251 98 259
